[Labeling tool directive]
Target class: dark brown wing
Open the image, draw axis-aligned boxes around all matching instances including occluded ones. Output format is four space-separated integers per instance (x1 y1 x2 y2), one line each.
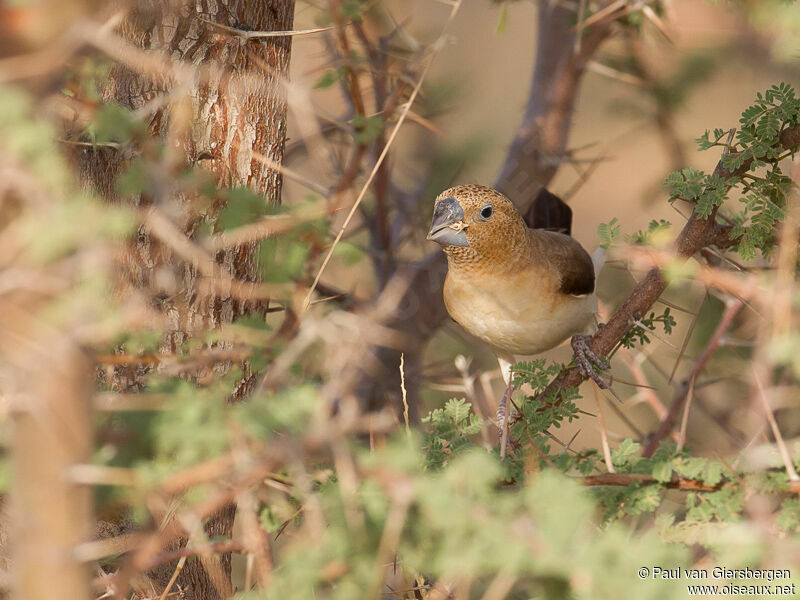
533 230 595 296
522 188 572 235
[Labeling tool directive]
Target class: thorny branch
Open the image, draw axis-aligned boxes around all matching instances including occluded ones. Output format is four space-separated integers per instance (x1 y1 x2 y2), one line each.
579 472 800 494
350 1 619 416
530 124 800 436
641 298 744 457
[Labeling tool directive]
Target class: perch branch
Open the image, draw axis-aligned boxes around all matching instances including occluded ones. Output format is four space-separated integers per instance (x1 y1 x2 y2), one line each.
145 539 245 571
579 471 800 494
578 472 725 492
346 1 619 416
533 124 800 433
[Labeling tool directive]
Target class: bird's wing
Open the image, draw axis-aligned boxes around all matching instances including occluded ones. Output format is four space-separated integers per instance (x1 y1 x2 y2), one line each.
530 229 596 296
521 187 573 235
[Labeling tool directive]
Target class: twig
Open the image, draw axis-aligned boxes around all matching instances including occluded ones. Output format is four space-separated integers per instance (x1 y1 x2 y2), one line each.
572 0 626 31
593 383 615 473
143 207 292 300
618 347 669 421
66 464 139 487
579 472 726 492
586 61 645 87
302 3 462 313
752 368 800 482
251 149 330 196
676 374 695 453
599 391 646 440
641 5 674 44
536 124 800 443
642 299 743 457
331 3 366 117
367 485 413 599
147 540 243 572
199 18 336 39
669 290 707 383
400 353 410 434
574 0 588 54
158 556 187 600
479 571 517 600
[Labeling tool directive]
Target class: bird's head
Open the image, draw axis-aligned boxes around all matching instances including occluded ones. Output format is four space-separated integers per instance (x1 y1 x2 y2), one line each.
427 184 527 261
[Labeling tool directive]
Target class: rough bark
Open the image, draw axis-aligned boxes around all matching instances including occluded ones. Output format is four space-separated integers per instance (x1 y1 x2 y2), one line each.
76 1 295 598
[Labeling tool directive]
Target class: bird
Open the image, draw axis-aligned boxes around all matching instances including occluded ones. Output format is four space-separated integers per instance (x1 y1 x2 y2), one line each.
426 184 608 390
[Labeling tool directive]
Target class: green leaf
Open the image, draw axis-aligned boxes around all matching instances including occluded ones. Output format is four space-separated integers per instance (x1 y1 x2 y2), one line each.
116 158 149 197
353 114 384 144
258 236 310 284
217 187 269 230
597 217 620 249
85 102 145 144
314 67 345 89
341 0 364 20
332 241 364 265
612 438 641 469
495 1 509 33
445 398 470 424
777 498 800 532
652 461 673 483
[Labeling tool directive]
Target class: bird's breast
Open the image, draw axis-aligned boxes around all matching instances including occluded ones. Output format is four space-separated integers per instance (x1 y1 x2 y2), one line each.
443 267 595 356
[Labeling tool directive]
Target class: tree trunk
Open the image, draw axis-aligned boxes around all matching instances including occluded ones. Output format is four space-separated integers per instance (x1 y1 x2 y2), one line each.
76 1 295 598
5 335 93 600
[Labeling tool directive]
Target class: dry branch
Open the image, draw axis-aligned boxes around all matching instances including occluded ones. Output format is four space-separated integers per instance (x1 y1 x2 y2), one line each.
580 472 800 494
349 1 618 416
495 3 615 199
533 124 800 430
642 299 744 456
145 540 245 572
579 472 723 492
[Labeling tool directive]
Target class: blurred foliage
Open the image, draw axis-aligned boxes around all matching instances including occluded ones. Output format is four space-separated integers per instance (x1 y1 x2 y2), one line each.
620 308 676 349
5 1 800 598
730 0 800 62
666 83 800 259
49 73 800 599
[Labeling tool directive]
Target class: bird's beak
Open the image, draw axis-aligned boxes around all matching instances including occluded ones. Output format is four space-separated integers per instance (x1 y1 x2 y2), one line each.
427 196 469 247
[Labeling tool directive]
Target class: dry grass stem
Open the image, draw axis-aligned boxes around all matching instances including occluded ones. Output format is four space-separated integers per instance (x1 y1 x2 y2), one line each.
593 383 616 473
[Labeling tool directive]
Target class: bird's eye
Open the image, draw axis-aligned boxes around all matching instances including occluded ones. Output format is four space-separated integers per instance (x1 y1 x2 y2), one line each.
479 204 494 220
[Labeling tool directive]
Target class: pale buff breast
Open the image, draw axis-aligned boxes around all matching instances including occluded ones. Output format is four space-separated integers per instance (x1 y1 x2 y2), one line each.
443 267 596 356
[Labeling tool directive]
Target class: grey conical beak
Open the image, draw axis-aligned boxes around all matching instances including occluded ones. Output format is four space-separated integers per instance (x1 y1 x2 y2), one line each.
427 196 469 247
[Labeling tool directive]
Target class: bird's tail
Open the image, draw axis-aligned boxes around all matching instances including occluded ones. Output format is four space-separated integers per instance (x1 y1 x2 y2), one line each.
590 247 606 323
591 247 606 277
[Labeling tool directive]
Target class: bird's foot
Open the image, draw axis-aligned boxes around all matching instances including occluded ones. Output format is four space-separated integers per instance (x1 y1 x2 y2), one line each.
570 334 610 389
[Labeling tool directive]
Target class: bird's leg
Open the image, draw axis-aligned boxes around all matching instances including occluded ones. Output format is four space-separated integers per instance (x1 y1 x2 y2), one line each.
495 354 519 457
497 354 514 388
570 334 610 389
498 383 512 458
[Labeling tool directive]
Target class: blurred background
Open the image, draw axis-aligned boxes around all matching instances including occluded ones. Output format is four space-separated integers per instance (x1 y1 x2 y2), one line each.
1 1 800 599
284 0 800 451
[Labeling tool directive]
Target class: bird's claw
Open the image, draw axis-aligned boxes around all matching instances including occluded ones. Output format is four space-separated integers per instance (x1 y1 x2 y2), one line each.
570 334 610 389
